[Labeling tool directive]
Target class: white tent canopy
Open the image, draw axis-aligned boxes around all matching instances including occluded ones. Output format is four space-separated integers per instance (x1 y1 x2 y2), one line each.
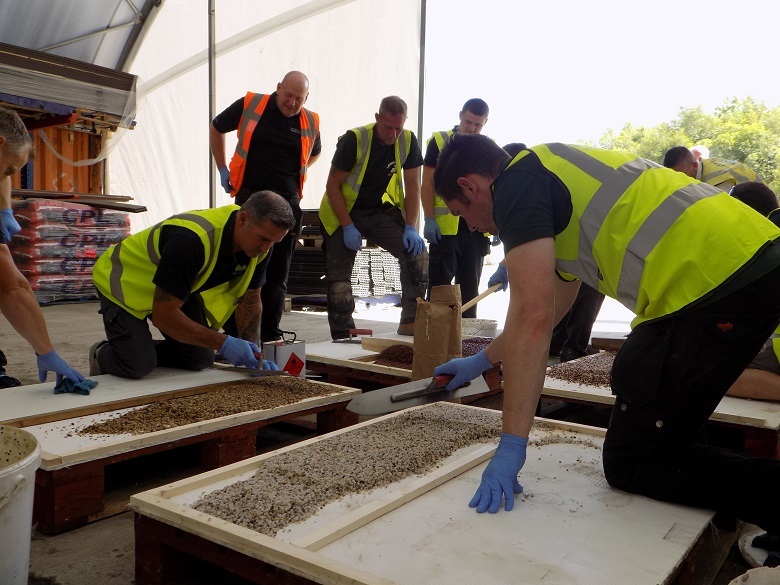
110 0 422 231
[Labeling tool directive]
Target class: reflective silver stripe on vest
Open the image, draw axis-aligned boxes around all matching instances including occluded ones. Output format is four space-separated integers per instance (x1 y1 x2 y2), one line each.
108 241 126 304
299 109 318 180
546 144 701 307
434 207 450 215
616 183 711 307
235 94 264 159
702 167 750 185
345 126 371 193
175 214 218 271
434 131 450 149
397 131 409 166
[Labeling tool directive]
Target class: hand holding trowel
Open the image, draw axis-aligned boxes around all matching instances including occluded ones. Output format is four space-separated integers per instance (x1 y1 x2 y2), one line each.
346 372 490 414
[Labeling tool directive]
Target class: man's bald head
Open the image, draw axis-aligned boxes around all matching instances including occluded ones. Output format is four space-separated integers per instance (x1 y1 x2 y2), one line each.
275 71 310 117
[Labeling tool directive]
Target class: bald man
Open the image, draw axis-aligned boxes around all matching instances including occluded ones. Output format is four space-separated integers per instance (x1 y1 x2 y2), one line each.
663 145 762 192
210 71 322 343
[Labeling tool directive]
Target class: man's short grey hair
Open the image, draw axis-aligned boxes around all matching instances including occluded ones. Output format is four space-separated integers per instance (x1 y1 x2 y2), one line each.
378 96 407 117
241 190 296 230
0 107 32 153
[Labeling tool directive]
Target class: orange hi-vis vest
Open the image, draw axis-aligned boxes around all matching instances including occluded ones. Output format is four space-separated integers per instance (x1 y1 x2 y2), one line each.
228 92 320 197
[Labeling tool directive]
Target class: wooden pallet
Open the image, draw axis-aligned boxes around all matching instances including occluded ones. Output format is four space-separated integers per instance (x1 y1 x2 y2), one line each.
306 339 502 397
543 374 780 457
11 371 359 534
131 405 723 585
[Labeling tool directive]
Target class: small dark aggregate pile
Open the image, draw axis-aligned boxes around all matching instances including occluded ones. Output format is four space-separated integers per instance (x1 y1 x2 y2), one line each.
373 344 414 368
78 377 342 436
546 352 615 387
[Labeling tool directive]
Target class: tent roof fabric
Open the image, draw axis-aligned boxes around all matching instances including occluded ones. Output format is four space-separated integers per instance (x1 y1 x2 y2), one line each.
0 0 164 72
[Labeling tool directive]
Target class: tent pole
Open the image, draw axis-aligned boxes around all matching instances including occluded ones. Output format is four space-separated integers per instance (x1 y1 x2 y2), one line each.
208 0 217 208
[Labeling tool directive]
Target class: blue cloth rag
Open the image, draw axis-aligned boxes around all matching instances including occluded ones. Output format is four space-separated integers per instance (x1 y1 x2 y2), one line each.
54 378 98 395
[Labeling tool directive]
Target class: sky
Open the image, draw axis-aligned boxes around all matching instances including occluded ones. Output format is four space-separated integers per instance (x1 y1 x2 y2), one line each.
422 0 780 148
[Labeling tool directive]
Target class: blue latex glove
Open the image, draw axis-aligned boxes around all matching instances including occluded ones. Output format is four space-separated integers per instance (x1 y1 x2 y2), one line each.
0 208 21 241
218 166 233 194
342 223 363 251
488 263 508 292
36 349 86 386
470 433 528 513
262 359 280 371
423 217 441 244
402 224 425 256
220 336 260 369
434 349 492 391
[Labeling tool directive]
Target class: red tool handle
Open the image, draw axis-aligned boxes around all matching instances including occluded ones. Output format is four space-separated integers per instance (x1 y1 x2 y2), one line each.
432 374 454 388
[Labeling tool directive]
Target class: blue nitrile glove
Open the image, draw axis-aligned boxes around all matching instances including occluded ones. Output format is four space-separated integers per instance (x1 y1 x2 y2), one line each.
423 217 441 244
402 224 425 256
220 336 260 369
434 349 492 391
262 359 280 371
36 349 86 386
470 433 528 513
488 263 508 292
0 208 21 241
218 166 233 194
342 223 363 251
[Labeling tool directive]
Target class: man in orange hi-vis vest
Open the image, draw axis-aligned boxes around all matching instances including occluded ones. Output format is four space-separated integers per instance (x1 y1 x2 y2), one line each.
210 71 321 343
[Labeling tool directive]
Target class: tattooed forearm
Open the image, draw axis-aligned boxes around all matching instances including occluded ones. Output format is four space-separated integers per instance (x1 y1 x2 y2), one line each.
153 288 178 302
236 290 261 342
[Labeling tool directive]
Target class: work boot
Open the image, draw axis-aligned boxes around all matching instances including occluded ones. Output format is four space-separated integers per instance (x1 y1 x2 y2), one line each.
0 374 21 388
89 341 107 376
397 322 415 336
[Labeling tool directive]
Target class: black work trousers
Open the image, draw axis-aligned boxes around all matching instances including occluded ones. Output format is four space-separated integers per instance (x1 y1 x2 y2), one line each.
549 283 605 359
603 263 780 532
426 217 489 319
228 189 302 342
96 290 214 379
322 205 428 340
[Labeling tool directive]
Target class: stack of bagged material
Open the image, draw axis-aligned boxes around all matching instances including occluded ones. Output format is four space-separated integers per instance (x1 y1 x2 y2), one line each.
10 199 130 304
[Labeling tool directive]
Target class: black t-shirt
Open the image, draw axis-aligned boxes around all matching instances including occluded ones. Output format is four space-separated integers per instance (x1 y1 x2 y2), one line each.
331 128 423 210
152 211 268 302
212 93 322 199
423 127 457 167
492 152 573 253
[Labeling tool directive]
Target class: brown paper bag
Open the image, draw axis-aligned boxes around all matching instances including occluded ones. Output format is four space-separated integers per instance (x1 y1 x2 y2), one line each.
411 284 462 381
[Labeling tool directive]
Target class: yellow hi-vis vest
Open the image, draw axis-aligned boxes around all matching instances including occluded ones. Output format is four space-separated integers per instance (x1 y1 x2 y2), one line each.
319 124 412 235
427 130 460 235
504 144 780 327
92 206 266 329
701 157 763 191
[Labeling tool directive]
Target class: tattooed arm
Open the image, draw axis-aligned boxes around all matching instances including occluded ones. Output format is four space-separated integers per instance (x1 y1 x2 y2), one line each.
234 287 261 344
150 286 228 350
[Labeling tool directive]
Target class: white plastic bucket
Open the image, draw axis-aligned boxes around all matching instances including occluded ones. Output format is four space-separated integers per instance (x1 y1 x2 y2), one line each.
0 425 42 585
462 318 498 337
729 567 780 584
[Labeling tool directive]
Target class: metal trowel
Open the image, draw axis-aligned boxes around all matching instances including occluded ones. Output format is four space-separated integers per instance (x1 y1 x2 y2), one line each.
346 374 490 415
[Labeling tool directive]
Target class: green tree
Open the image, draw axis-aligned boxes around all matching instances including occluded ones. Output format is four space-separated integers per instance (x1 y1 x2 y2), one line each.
597 97 780 193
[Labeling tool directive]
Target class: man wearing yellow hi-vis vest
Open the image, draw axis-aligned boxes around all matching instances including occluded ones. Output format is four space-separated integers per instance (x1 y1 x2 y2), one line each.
319 96 428 340
431 134 780 536
90 192 295 379
422 98 491 319
663 146 763 192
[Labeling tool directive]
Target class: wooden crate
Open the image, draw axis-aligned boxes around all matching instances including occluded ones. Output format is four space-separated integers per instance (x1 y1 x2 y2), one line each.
306 338 502 396
131 404 720 585
4 369 359 534
543 372 780 458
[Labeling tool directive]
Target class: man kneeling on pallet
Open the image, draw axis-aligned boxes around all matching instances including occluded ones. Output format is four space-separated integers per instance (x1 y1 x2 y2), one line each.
89 191 294 379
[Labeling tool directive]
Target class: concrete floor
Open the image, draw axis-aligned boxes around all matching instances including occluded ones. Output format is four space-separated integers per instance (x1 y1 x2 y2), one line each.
0 297 758 584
